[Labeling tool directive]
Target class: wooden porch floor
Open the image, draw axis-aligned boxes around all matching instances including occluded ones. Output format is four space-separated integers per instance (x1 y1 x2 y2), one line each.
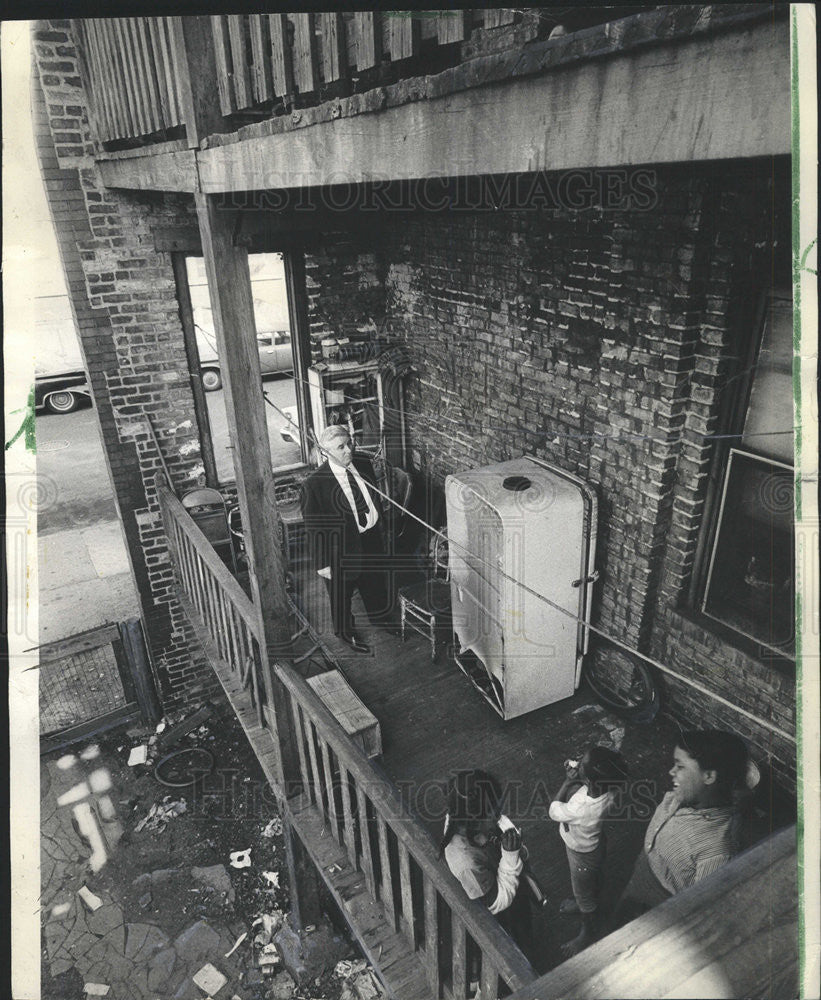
290 563 685 975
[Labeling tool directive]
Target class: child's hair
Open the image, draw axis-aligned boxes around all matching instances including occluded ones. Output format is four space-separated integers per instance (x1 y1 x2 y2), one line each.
583 746 629 791
438 769 502 858
677 730 748 795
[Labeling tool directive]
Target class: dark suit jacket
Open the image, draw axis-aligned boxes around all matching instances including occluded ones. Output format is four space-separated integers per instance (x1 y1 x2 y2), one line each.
301 456 383 576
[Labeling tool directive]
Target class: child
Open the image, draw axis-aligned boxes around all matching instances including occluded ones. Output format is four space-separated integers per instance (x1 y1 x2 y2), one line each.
548 746 628 957
612 729 749 928
439 769 533 958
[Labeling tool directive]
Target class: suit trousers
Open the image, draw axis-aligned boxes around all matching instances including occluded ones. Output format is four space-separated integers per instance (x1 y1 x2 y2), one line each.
324 524 393 635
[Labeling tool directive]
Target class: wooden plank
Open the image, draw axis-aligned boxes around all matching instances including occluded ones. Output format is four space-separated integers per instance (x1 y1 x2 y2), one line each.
133 18 163 132
150 17 180 125
339 766 358 861
377 815 397 929
452 920 467 999
423 878 441 996
210 15 236 115
290 694 312 793
248 15 273 104
145 17 172 127
40 704 140 755
291 13 318 95
505 827 797 999
356 785 377 898
437 11 469 45
168 16 226 147
317 12 347 84
114 18 148 135
479 957 498 1000
118 618 162 724
93 18 133 139
96 146 197 193
385 12 420 62
267 13 295 99
319 737 339 840
226 15 252 110
304 718 323 812
353 12 381 70
398 843 416 949
37 623 121 663
78 21 113 142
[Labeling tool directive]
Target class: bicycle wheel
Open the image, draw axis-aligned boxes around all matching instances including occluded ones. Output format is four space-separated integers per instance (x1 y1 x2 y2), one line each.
583 647 660 719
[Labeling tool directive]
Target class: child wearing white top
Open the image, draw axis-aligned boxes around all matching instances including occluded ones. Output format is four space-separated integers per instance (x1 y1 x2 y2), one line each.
549 746 628 957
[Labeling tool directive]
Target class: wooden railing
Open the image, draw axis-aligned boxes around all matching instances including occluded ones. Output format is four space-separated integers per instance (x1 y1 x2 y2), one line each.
157 476 271 728
74 17 185 143
209 10 519 117
276 663 537 998
156 473 538 997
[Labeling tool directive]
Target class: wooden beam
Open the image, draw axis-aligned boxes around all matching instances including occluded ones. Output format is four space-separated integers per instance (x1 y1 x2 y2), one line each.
267 13 295 100
505 826 797 1000
318 13 348 85
291 13 318 96
97 146 197 191
197 18 790 193
437 11 469 45
169 15 225 147
193 191 296 786
353 12 382 70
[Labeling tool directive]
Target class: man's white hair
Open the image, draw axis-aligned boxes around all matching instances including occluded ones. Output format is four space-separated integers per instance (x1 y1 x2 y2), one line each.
317 424 351 451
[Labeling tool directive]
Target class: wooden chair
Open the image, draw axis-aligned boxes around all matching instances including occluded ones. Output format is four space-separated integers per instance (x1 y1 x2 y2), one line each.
398 530 451 660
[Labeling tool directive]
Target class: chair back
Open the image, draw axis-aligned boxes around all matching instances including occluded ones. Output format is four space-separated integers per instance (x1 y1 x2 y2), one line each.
432 529 449 580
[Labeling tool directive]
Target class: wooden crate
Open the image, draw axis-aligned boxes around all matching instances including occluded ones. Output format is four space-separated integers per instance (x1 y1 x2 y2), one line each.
306 670 382 758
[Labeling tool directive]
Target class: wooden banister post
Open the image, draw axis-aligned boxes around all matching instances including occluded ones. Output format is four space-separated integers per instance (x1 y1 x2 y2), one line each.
193 191 297 786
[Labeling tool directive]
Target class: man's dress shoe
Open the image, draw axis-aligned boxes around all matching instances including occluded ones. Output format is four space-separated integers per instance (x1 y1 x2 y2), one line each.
340 633 370 654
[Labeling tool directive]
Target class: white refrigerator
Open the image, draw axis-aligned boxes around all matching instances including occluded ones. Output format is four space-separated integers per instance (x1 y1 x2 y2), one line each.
445 456 598 719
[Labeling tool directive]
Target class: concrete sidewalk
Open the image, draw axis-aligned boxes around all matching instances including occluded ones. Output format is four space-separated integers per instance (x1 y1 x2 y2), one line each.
38 520 140 644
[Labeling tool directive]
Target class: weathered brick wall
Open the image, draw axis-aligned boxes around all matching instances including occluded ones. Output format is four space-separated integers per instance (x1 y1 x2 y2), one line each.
303 162 795 791
32 20 218 708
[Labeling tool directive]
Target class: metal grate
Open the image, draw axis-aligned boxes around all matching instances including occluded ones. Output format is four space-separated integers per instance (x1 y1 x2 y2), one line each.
38 632 130 736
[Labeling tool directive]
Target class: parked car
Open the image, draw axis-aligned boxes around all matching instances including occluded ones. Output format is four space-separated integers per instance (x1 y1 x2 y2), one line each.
197 327 294 392
34 370 92 414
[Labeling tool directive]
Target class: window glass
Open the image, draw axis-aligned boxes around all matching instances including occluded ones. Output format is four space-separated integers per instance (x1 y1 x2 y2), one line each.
701 289 795 657
185 253 304 482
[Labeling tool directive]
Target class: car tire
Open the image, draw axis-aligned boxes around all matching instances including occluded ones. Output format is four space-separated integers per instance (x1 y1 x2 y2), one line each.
201 368 222 392
45 390 79 414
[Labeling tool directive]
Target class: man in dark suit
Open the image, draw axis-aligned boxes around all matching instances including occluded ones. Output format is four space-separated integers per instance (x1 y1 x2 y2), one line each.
301 425 393 653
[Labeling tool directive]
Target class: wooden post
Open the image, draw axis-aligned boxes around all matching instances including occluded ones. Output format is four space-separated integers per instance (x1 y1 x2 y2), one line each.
169 16 225 147
193 191 296 784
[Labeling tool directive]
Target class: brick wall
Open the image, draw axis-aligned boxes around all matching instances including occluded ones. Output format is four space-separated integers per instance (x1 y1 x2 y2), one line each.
32 20 218 708
302 162 795 791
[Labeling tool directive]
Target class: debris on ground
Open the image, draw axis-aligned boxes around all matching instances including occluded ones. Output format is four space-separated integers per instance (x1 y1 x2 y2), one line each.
223 931 247 958
261 816 283 838
77 886 103 911
134 796 187 833
127 745 148 766
83 983 110 996
269 969 296 998
191 864 235 904
229 847 252 869
334 960 385 1000
262 871 280 888
192 961 228 994
156 703 213 752
252 911 284 948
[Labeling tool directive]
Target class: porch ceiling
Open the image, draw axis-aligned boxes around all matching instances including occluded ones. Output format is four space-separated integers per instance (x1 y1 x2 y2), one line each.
97 12 789 196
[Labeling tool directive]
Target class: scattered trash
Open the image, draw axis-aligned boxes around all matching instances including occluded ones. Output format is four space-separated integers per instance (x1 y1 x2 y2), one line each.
335 960 384 1000
156 720 167 734
224 931 247 959
251 911 283 947
269 969 296 997
134 796 187 833
261 816 283 838
51 902 71 919
229 848 252 869
156 704 213 751
258 943 282 970
192 962 227 994
327 864 341 874
83 984 110 997
304 924 316 933
262 871 280 888
77 886 103 911
128 745 148 766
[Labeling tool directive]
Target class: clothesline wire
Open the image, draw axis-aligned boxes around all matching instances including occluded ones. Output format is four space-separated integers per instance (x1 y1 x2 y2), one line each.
260 388 796 745
266 367 796 444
